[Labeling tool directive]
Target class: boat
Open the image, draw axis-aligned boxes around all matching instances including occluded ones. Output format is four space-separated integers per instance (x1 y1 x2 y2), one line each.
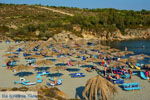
140 71 149 80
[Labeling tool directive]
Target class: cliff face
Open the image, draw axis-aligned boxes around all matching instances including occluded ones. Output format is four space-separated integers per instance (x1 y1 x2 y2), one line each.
124 28 150 39
80 28 150 41
48 28 150 42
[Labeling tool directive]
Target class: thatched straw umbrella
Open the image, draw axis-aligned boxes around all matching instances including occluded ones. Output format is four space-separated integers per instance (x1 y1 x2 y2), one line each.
144 64 150 69
29 55 44 59
3 53 17 57
13 64 32 72
118 58 128 63
82 75 117 100
50 66 67 72
36 59 53 66
128 57 137 63
86 58 100 63
5 57 20 62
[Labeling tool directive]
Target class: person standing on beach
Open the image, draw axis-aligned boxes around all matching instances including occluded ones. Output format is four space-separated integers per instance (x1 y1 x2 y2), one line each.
128 69 132 79
145 70 149 80
125 46 128 51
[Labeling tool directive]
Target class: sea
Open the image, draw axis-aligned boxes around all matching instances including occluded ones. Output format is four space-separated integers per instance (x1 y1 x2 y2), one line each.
101 39 150 64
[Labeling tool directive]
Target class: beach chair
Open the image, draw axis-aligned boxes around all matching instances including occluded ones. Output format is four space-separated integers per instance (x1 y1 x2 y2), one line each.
14 80 30 84
37 71 50 76
140 72 149 80
122 83 141 91
47 79 63 86
49 77 54 81
113 69 123 75
47 82 55 86
22 82 36 86
42 71 50 75
135 66 141 70
36 75 42 78
113 79 124 84
57 79 63 85
37 78 43 83
121 74 130 79
70 73 85 78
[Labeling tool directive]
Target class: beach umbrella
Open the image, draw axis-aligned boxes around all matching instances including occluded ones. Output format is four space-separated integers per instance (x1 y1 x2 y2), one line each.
6 46 16 52
13 64 32 72
5 58 18 63
73 60 87 67
29 55 44 59
86 58 100 62
44 60 53 65
50 66 67 72
118 58 128 63
82 75 117 100
128 58 137 63
36 59 53 66
14 72 34 77
144 64 150 69
3 53 17 57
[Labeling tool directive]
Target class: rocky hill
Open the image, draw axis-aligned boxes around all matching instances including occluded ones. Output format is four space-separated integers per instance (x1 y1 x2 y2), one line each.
0 4 150 41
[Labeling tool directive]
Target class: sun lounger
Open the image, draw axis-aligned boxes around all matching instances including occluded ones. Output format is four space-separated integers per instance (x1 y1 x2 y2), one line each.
140 72 149 80
113 69 123 75
14 80 30 84
113 79 124 84
122 83 141 91
47 82 55 86
70 73 85 78
135 66 141 70
37 79 43 83
37 71 50 76
121 74 130 79
57 79 63 85
22 82 36 86
47 79 63 86
36 75 42 78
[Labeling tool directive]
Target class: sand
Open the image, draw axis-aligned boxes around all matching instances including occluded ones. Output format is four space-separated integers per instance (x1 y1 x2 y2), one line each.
0 42 150 100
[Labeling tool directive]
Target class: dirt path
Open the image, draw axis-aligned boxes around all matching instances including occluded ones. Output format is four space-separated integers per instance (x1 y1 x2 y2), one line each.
37 6 74 16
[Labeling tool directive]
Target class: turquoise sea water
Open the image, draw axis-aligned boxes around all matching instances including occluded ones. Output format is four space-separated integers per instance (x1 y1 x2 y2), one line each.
101 40 150 64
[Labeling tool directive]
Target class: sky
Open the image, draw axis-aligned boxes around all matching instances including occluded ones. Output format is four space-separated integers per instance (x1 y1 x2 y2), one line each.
0 0 150 10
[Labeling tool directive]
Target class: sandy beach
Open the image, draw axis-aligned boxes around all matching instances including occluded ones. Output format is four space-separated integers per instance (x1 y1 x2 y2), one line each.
0 41 150 100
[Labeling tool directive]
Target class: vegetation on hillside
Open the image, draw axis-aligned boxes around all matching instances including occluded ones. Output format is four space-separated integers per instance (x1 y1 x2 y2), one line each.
0 3 150 40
